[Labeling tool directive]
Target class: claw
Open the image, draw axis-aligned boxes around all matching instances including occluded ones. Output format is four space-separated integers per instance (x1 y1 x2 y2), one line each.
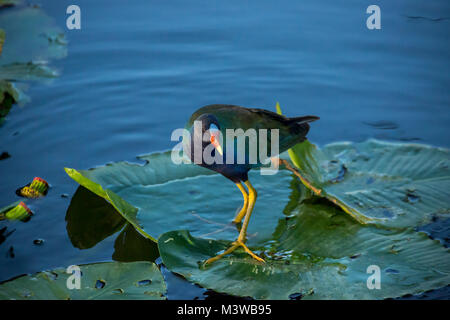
203 240 265 265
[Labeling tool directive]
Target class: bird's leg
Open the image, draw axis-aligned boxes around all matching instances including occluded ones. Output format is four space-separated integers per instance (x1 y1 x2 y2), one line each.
279 159 322 196
237 180 257 243
204 180 265 265
232 182 248 224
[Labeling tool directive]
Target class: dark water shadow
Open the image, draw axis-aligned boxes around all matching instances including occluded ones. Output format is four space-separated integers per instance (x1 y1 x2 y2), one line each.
65 186 158 262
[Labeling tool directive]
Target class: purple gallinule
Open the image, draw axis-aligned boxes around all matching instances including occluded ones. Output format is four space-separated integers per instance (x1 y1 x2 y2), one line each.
183 104 319 264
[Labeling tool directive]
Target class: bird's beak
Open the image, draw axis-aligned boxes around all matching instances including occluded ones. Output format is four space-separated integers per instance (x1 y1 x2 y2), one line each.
210 132 223 156
214 143 223 156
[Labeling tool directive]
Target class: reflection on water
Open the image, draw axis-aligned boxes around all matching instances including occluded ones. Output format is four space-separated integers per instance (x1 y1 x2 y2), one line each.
66 186 159 262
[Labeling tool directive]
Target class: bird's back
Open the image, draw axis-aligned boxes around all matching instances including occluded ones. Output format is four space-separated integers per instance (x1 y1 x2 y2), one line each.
187 104 316 152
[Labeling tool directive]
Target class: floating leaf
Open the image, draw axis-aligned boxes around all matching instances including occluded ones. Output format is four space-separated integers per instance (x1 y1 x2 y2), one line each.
276 103 450 227
0 262 166 300
63 126 450 299
65 136 450 242
158 203 450 299
65 152 299 245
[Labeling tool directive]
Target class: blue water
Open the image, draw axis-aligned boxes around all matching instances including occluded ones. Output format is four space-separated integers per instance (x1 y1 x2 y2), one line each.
0 0 449 299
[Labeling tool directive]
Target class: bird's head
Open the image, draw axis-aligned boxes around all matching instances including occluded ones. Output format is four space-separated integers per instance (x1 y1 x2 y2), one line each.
190 113 223 157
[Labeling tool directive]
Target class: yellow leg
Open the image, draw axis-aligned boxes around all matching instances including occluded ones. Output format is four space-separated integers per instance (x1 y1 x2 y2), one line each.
280 159 322 196
232 182 248 224
204 180 265 265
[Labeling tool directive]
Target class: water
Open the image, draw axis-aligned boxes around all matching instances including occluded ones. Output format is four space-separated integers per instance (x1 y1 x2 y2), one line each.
0 0 449 299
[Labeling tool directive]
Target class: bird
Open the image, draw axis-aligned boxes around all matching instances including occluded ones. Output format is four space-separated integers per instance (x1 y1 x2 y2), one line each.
182 104 319 265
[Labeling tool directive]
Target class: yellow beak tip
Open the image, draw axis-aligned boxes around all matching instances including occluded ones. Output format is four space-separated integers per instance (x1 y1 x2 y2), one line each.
216 145 223 156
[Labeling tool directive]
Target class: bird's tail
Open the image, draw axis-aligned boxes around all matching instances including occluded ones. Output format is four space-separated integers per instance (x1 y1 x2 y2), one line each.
287 115 320 124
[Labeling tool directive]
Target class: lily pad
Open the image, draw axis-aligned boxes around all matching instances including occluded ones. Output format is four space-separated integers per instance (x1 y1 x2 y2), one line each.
276 104 450 228
158 203 450 299
65 134 450 243
0 261 166 300
282 139 450 228
65 152 301 245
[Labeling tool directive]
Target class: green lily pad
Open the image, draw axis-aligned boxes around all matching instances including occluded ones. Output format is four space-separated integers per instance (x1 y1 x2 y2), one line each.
0 261 166 300
65 152 302 245
158 204 450 299
63 122 450 299
276 104 450 228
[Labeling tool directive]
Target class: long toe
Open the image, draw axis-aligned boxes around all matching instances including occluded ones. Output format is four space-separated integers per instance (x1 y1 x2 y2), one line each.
234 240 265 263
203 241 264 265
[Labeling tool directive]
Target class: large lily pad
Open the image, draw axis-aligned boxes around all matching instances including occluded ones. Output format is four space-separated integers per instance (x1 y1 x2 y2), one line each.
65 152 300 246
64 131 450 299
276 104 450 228
0 261 166 300
158 204 450 299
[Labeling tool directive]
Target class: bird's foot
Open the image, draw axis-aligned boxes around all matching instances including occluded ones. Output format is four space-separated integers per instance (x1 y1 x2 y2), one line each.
203 240 265 265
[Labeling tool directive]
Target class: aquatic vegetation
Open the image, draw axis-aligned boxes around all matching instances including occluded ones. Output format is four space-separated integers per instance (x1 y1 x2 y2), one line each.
61 133 450 299
0 200 32 221
3 99 447 299
0 3 67 124
0 262 166 300
17 177 49 198
0 2 448 299
276 104 450 228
